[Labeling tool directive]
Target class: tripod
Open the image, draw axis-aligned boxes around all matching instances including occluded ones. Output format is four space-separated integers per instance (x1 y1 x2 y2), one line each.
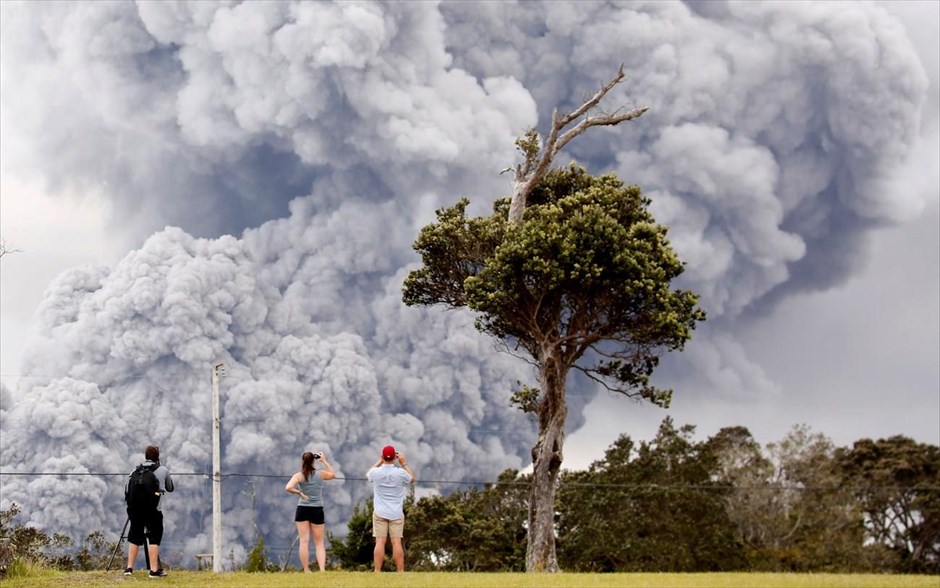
106 517 158 572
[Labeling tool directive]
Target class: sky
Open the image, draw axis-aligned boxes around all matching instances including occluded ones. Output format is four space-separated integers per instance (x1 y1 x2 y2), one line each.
1 0 938 564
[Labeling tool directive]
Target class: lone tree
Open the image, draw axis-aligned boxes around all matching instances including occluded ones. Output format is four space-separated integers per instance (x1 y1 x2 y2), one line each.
402 69 705 572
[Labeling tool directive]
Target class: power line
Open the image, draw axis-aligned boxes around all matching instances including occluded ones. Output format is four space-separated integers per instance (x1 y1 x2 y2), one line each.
0 471 936 492
0 373 203 380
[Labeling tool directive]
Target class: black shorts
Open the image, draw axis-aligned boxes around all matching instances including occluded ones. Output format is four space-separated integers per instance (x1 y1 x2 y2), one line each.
127 508 163 546
294 505 325 524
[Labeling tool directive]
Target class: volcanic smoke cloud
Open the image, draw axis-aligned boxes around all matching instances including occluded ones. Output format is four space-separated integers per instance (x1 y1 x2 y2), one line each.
0 0 929 565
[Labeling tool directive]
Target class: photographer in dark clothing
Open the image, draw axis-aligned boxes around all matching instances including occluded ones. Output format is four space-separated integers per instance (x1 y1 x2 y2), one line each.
124 445 173 578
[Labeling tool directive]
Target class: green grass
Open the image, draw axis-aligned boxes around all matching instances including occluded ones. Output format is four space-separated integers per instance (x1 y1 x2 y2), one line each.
2 571 938 588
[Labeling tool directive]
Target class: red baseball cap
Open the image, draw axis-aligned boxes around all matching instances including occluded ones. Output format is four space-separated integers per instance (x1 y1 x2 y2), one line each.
382 445 396 460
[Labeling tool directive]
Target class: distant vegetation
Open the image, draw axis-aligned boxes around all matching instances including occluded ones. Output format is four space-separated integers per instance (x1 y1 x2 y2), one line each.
2 418 937 579
331 418 939 575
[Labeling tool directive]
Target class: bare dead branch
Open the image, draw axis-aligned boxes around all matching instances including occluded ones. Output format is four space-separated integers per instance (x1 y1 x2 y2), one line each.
570 363 645 398
0 238 23 258
507 65 648 223
553 107 649 156
556 65 627 129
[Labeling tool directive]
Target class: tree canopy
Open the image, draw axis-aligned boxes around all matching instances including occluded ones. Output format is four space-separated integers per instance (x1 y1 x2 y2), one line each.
557 418 745 572
404 164 704 407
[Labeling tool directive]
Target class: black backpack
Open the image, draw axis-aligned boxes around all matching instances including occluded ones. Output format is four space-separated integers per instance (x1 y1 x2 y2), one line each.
125 463 160 511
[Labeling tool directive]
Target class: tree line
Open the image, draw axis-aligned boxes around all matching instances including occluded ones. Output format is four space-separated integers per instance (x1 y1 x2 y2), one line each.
1 418 936 576
332 418 938 574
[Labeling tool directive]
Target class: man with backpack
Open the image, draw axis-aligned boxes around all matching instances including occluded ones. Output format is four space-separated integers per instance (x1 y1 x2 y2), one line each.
124 445 174 577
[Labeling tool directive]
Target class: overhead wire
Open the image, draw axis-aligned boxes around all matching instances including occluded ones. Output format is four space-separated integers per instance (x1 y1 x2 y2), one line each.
0 470 936 492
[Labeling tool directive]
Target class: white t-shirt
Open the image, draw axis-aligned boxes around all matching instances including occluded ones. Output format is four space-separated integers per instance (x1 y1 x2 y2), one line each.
367 464 413 520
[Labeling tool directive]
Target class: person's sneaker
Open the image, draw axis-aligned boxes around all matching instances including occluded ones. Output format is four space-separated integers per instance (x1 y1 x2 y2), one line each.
123 568 133 575
149 569 167 578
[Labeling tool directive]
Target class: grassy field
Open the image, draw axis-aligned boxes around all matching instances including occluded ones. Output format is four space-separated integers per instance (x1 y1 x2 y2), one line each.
2 571 938 588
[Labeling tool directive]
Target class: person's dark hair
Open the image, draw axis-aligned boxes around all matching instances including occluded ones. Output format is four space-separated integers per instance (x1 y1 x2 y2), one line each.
301 452 316 482
145 445 160 462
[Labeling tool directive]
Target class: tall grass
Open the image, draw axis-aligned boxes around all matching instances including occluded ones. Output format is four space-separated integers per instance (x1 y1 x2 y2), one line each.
2 557 58 583
2 570 938 588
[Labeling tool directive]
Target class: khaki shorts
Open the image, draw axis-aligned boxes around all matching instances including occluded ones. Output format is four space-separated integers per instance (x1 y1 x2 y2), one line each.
372 512 404 538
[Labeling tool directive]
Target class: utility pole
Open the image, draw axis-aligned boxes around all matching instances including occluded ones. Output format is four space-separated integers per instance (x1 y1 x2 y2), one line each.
211 362 225 572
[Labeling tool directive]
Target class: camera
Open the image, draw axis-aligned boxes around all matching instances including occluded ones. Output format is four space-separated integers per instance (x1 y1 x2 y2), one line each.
313 453 322 460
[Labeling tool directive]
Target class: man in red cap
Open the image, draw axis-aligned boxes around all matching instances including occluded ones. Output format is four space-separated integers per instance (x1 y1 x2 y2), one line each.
366 445 416 572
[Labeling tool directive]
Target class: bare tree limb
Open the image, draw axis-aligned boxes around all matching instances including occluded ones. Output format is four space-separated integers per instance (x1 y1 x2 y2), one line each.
570 363 646 398
0 238 23 259
507 65 648 223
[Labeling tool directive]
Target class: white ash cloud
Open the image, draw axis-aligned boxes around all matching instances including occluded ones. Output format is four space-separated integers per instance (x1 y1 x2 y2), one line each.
0 0 932 564
0 223 531 564
439 0 929 397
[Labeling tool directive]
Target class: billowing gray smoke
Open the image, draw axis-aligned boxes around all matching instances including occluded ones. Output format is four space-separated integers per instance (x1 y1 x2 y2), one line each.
0 0 930 567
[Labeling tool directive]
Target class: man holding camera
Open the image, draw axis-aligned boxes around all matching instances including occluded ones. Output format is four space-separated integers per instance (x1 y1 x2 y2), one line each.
124 445 173 578
366 445 415 573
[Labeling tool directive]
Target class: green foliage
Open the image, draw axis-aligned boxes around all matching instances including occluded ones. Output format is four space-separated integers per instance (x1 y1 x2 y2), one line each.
509 383 540 414
556 418 745 572
515 128 540 171
329 497 417 572
701 426 781 567
244 536 278 573
328 500 376 571
4 555 50 580
762 426 869 572
2 426 935 578
838 436 940 573
0 503 75 576
323 429 934 576
331 473 528 573
404 164 704 407
73 531 121 571
408 469 529 571
705 425 879 573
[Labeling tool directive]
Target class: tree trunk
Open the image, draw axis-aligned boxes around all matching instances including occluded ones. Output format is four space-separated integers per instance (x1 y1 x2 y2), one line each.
508 178 528 225
526 346 568 572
